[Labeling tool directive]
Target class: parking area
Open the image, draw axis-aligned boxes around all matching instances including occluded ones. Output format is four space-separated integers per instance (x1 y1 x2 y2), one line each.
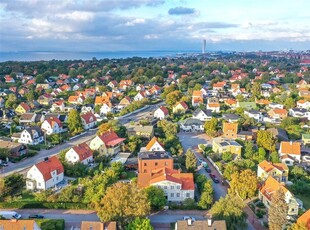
177 132 211 151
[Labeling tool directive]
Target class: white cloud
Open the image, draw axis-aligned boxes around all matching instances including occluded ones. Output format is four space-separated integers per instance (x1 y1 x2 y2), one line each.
125 18 146 26
55 11 94 21
144 34 159 39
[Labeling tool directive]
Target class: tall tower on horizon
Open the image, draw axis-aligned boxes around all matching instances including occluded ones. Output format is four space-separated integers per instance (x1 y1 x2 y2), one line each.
202 39 206 54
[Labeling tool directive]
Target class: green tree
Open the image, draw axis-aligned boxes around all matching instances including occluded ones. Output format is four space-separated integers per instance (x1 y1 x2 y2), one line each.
5 94 17 108
270 151 280 163
210 194 247 230
222 152 233 162
67 109 83 133
258 147 267 163
145 186 167 211
230 169 258 199
268 188 288 230
0 148 10 160
284 97 295 109
244 141 254 159
126 217 154 230
198 180 213 209
0 178 4 198
252 82 261 98
166 90 183 106
204 117 218 137
127 136 142 154
256 130 276 152
185 149 197 172
223 162 239 180
97 182 150 227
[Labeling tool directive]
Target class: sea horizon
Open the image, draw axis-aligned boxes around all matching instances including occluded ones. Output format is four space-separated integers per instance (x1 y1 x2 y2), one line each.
0 50 202 62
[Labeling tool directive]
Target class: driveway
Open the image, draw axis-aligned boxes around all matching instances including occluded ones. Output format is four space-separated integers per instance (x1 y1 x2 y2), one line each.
178 132 211 151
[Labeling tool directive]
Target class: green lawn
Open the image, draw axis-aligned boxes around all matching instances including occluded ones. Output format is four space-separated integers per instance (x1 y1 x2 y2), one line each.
35 219 65 230
20 191 36 202
126 171 137 179
296 194 310 209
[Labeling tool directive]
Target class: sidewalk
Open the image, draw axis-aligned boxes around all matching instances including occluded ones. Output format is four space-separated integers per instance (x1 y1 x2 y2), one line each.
244 205 266 230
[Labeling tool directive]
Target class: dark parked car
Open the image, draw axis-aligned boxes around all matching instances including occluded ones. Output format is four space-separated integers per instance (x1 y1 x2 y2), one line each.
206 168 211 173
209 173 216 178
1 162 8 167
29 214 44 219
211 177 220 183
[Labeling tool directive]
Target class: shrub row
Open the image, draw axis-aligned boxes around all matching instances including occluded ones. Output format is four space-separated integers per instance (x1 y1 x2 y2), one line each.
36 219 65 230
0 201 89 209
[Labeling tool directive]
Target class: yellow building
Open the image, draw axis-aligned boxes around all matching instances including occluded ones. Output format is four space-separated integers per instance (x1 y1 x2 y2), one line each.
15 102 31 114
172 101 188 114
212 137 242 156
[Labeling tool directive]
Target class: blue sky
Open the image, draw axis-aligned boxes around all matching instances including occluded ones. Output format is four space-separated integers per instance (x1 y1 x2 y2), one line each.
0 0 309 52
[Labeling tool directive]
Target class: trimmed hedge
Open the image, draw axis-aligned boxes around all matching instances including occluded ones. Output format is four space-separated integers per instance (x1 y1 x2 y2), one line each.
0 201 89 209
36 219 65 230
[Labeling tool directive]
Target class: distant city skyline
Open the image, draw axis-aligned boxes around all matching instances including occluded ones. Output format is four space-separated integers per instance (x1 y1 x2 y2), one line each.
0 0 309 52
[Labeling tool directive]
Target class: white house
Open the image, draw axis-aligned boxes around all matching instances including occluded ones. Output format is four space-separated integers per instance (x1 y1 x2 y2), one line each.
154 106 169 120
206 103 220 113
289 108 308 118
268 103 284 109
145 136 165 152
80 112 97 130
179 118 204 132
134 91 146 101
138 167 195 202
41 117 63 135
18 126 44 145
26 156 64 190
81 105 94 114
297 100 310 109
192 108 212 121
50 100 65 112
279 141 301 163
100 103 113 116
244 110 263 122
65 143 93 165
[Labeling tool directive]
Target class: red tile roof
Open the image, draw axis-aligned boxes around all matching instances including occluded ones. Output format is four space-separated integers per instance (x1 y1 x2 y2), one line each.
159 106 169 115
260 176 288 201
46 117 63 127
81 112 97 124
280 141 301 155
297 209 310 229
99 130 125 147
20 102 31 112
72 143 93 161
35 156 64 182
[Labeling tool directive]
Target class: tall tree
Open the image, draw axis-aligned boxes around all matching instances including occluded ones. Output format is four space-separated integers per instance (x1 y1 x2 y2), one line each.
198 180 214 209
67 109 83 133
97 182 150 227
185 149 197 172
165 90 183 106
204 117 218 137
268 188 288 230
144 186 167 211
256 130 276 152
230 169 258 199
243 141 254 159
210 194 247 230
257 147 267 163
126 217 154 230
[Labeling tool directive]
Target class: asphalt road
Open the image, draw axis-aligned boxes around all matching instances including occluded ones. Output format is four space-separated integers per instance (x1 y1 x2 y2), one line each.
0 102 164 177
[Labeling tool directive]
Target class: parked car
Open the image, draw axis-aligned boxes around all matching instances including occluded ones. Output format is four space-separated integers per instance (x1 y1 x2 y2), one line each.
209 173 216 178
206 168 211 173
183 216 196 221
29 214 44 219
211 177 220 183
1 162 8 167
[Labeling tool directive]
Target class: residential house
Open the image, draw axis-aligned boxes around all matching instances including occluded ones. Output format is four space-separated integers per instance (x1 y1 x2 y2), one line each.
119 79 133 90
26 156 64 190
4 75 15 83
51 100 65 112
257 160 289 183
41 117 63 135
268 103 284 109
192 90 203 106
298 89 310 100
38 94 53 106
212 137 242 156
134 91 147 101
81 104 94 114
175 218 227 230
68 95 85 104
259 176 300 217
244 110 263 122
15 102 31 114
0 220 41 230
118 96 131 109
192 108 212 121
267 127 289 141
80 112 97 130
179 118 204 132
108 80 118 89
89 130 125 155
222 122 238 139
268 108 288 120
81 221 117 230
289 108 309 118
138 167 195 202
172 102 188 114
224 98 238 108
94 96 110 106
65 143 93 165
222 114 240 123
138 151 173 173
206 102 220 113
297 209 310 230
281 154 295 167
154 106 169 120
0 140 28 158
100 102 113 116
127 125 154 139
212 81 226 91
16 126 44 145
19 113 37 124
144 137 165 152
150 85 161 95
237 102 257 110
279 141 301 163
302 133 310 145
297 100 310 109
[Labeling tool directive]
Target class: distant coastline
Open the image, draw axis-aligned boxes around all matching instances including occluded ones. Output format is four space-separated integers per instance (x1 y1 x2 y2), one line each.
0 50 199 62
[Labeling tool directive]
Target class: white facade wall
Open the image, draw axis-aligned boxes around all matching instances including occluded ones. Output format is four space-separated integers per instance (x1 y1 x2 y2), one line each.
149 142 165 152
154 109 165 120
65 149 93 165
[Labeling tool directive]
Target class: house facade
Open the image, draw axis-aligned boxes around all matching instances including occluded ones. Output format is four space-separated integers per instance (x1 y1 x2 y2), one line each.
222 122 238 139
18 126 44 145
26 156 64 190
41 117 63 135
192 108 212 121
0 140 28 157
138 151 173 173
179 118 204 132
65 143 93 165
80 112 97 130
212 137 242 156
154 106 169 120
257 160 289 183
279 141 301 162
172 102 188 114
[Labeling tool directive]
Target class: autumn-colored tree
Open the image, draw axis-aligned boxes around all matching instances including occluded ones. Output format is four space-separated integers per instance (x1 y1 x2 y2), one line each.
126 217 154 230
97 122 111 135
223 162 239 180
185 149 197 172
204 117 218 137
268 188 288 230
230 169 258 199
96 182 150 227
289 222 308 230
165 90 183 106
210 193 247 230
243 141 255 159
256 130 276 152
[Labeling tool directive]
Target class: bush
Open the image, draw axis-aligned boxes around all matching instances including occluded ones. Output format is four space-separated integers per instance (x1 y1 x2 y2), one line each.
0 201 89 209
36 219 65 230
256 201 265 208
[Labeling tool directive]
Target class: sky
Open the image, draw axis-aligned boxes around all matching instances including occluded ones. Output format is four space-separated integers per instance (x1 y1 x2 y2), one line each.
0 0 309 52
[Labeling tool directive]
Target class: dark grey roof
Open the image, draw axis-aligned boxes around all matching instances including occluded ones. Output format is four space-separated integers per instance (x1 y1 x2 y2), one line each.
193 108 212 117
138 151 172 160
222 113 240 121
290 108 307 113
180 118 204 126
246 109 261 115
267 127 289 141
25 126 43 137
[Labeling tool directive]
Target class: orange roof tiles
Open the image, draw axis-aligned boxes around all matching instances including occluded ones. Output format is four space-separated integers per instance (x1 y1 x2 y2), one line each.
297 209 310 229
271 108 288 115
208 103 220 107
192 90 203 97
258 160 288 173
98 130 125 147
260 176 288 201
35 156 64 182
280 142 301 155
145 137 164 151
159 106 169 115
45 117 63 127
0 220 38 230
95 96 110 105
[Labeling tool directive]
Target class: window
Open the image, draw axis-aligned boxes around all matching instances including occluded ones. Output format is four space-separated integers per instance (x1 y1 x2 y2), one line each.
177 186 180 190
171 186 174 190
176 193 180 197
171 193 174 197
155 162 158 166
164 186 167 189
186 193 190 198
38 183 41 187
144 163 147 166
